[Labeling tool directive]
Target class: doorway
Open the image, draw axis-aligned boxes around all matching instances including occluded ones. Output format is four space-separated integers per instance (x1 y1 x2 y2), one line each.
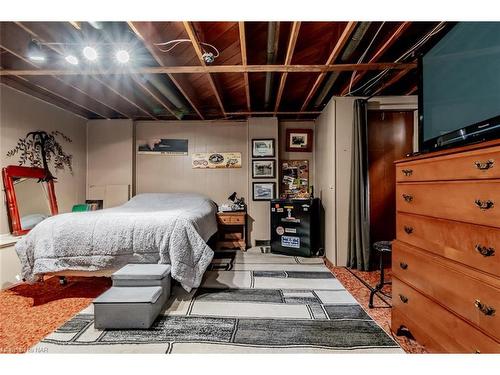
367 110 414 245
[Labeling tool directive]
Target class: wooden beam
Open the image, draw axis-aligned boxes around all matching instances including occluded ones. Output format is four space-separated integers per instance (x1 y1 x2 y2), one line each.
15 22 157 120
274 22 301 114
226 111 321 115
301 21 357 111
127 21 204 120
406 84 418 96
238 21 251 112
0 62 416 77
183 21 226 116
371 68 412 96
341 22 411 96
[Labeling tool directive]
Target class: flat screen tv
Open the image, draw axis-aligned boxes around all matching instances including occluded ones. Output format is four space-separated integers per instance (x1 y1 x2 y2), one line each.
419 22 500 152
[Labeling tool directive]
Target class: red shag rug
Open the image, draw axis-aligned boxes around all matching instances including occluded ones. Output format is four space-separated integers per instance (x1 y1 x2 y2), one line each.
0 276 110 353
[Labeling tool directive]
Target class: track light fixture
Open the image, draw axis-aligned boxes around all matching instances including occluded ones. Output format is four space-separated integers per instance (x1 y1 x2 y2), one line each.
28 40 45 62
82 46 98 61
115 50 130 64
65 55 79 65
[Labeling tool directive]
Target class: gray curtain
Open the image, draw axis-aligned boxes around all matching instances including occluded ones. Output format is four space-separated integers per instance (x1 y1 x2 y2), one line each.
347 99 371 271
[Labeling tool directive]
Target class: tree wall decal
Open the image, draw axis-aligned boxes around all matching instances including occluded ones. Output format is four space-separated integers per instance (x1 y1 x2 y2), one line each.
6 130 73 181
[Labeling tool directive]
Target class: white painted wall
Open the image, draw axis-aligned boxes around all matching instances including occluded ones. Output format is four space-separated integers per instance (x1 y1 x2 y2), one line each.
0 85 87 288
86 119 133 207
0 86 87 234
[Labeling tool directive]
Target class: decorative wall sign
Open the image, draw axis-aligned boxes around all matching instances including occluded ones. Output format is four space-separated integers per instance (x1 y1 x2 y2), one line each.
252 139 275 158
280 160 309 199
252 159 276 179
137 139 188 155
252 182 276 201
285 129 313 152
192 152 242 169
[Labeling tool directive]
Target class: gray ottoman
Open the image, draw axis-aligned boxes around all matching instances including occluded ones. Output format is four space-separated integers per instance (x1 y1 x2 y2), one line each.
94 286 163 329
93 264 172 330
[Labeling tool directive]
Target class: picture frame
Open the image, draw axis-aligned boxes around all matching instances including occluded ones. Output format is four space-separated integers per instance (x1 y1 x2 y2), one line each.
252 182 276 201
285 129 313 152
252 159 276 179
280 160 310 199
252 139 275 158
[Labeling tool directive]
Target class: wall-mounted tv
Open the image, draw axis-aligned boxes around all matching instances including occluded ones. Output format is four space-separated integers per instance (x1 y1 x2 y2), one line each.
419 22 500 152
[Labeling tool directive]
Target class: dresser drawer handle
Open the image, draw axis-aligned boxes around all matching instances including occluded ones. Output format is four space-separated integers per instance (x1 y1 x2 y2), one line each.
474 159 494 171
399 262 408 270
402 194 413 203
474 299 495 316
399 294 409 304
403 225 413 234
475 199 494 210
475 244 495 257
402 169 413 176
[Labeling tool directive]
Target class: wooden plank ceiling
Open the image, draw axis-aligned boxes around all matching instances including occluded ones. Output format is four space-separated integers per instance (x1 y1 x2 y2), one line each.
0 21 450 121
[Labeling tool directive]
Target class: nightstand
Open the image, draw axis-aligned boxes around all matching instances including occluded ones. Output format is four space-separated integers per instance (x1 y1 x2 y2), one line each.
216 212 247 251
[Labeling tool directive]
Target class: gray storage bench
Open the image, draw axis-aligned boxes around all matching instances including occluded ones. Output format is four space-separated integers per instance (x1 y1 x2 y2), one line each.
93 264 171 329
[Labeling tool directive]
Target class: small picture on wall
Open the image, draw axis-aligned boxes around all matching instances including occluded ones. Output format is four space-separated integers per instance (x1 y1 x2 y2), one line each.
252 159 276 179
252 139 275 158
285 129 313 152
253 182 276 201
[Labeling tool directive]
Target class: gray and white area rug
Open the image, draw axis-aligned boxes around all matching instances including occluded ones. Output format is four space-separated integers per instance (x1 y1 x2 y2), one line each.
33 249 402 353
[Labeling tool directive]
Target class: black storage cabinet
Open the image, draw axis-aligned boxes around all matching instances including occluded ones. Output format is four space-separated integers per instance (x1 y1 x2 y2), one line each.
270 198 323 257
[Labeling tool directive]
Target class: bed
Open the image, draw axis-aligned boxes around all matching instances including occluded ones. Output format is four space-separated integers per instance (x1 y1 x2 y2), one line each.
15 193 218 291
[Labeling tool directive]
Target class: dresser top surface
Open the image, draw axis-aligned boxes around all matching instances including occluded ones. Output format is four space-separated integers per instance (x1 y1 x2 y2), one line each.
395 139 500 164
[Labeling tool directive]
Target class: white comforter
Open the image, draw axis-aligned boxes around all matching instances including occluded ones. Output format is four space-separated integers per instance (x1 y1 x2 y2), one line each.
15 193 218 291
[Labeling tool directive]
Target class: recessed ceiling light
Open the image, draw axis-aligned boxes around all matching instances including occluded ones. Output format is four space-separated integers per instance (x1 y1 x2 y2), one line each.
65 55 79 65
82 46 98 61
115 50 130 64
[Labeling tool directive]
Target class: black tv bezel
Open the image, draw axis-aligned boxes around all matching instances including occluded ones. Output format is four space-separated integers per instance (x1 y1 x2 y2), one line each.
417 24 500 153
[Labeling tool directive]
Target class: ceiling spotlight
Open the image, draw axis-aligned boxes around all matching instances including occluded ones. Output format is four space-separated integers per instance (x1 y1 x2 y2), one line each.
28 40 45 62
82 46 98 61
65 55 79 65
115 50 130 64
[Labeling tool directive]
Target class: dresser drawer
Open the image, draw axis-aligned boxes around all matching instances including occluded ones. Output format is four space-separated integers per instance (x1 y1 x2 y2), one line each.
396 147 500 182
393 240 500 340
217 214 245 225
396 181 500 227
396 212 500 277
392 277 500 353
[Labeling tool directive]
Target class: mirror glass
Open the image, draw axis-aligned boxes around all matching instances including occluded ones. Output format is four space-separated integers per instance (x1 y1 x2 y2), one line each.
13 177 51 231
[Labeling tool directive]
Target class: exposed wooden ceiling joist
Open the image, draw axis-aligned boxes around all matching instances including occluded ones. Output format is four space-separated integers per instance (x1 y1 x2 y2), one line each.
0 62 416 76
127 21 205 120
274 22 301 114
183 21 226 117
371 68 412 96
238 21 251 112
406 84 418 96
300 21 357 111
340 22 412 96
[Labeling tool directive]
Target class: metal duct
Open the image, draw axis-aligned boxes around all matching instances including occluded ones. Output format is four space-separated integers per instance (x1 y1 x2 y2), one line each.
313 22 372 106
264 22 280 109
146 75 191 118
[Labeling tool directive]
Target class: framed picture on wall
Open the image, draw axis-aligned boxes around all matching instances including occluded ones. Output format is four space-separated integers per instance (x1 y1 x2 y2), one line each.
252 139 275 158
285 129 313 152
252 159 276 179
252 182 276 201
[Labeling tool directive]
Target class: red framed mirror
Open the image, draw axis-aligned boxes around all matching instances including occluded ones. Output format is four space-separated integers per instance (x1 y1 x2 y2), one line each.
2 165 58 236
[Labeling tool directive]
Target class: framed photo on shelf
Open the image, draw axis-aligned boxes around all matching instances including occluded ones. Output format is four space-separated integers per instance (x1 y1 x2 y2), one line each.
252 139 275 158
252 182 276 201
252 159 276 179
285 129 313 152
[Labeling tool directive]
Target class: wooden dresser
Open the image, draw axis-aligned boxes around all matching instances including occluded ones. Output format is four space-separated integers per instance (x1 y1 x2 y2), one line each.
392 139 500 353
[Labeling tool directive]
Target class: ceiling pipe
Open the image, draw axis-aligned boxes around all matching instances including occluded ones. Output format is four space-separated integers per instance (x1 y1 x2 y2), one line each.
146 74 190 117
264 22 280 109
313 22 372 106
